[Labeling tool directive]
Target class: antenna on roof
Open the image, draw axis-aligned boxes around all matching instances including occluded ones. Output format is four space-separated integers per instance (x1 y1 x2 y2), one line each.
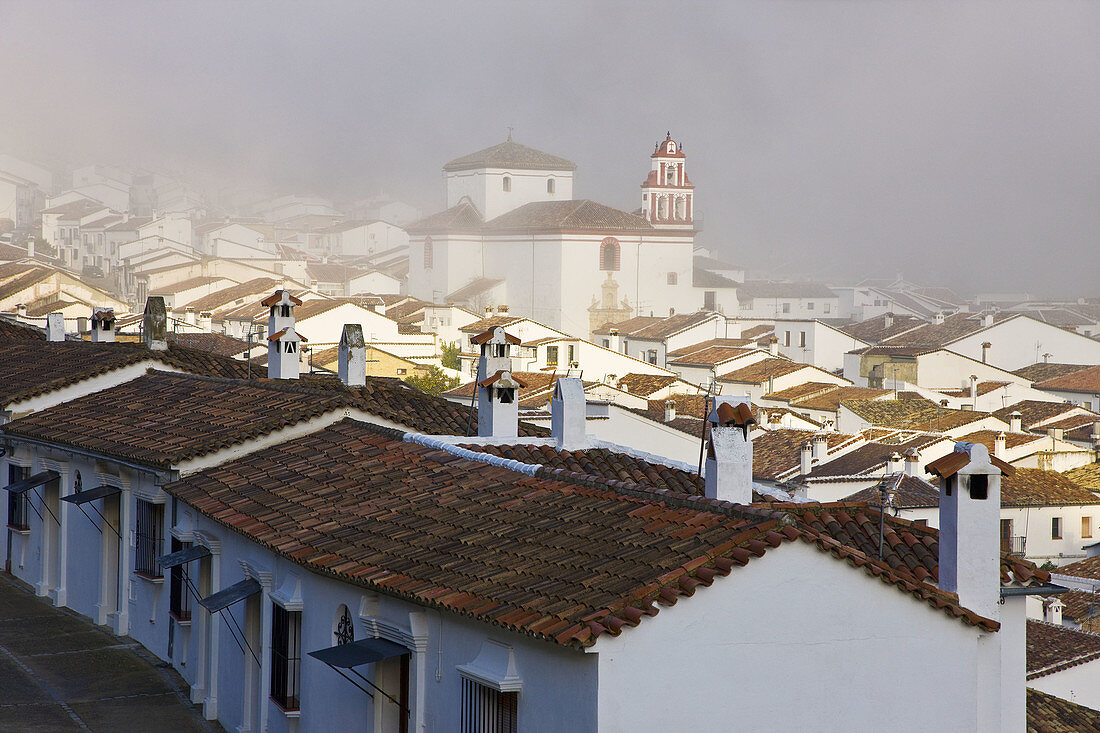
506 125 514 142
697 377 718 480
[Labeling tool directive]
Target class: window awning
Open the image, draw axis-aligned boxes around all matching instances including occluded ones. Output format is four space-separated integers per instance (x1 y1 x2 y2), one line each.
308 637 410 669
157 544 211 570
5 470 59 495
198 578 261 613
61 484 121 505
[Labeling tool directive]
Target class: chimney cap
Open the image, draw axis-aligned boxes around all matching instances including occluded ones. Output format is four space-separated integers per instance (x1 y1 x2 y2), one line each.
340 323 365 347
471 326 520 345
479 370 526 389
261 289 303 307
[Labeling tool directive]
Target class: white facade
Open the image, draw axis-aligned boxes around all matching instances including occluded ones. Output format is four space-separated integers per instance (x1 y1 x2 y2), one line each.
948 315 1100 372
774 319 871 372
445 167 573 222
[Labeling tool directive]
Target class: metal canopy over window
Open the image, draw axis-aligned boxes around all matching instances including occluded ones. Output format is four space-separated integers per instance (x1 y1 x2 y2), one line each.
61 484 121 505
308 637 409 669
198 578 261 613
157 544 211 570
4 470 59 495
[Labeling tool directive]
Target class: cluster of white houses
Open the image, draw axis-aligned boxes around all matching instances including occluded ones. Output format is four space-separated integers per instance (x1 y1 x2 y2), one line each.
3 291 1095 731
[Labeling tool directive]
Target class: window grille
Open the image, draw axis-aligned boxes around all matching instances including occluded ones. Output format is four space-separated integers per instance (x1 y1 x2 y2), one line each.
7 465 29 531
545 346 558 366
271 603 302 710
461 678 518 733
169 537 192 621
334 605 354 646
135 500 163 577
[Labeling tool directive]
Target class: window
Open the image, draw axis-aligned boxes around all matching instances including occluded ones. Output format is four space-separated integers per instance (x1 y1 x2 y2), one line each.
461 678 518 733
502 176 511 192
969 474 988 500
546 178 555 194
7 465 29 531
284 341 297 354
667 272 677 285
281 305 290 318
799 332 806 348
781 303 791 314
599 237 620 271
396 368 407 375
135 499 164 578
783 331 791 347
567 345 575 365
271 603 302 711
647 350 658 365
424 236 433 269
602 339 609 348
807 301 815 310
1084 517 1093 540
1052 517 1063 540
703 291 716 311
824 303 831 313
169 538 192 621
546 345 558 366
498 388 514 404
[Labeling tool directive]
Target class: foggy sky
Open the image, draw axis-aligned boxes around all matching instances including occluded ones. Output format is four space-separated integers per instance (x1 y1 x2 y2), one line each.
1 0 1097 297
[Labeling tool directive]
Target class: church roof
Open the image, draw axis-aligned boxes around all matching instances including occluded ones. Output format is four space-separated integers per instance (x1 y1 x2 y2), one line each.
484 200 652 232
443 139 577 172
406 199 484 233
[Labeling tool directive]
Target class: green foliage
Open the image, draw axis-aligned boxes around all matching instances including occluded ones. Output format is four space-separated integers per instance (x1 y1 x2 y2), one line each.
405 365 460 396
440 341 461 371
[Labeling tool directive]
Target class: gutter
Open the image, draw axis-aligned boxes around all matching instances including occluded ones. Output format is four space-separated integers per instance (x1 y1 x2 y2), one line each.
1 433 173 483
1000 583 1068 598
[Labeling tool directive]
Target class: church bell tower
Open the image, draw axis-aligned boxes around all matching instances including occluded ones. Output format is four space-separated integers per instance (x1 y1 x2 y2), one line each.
641 132 694 230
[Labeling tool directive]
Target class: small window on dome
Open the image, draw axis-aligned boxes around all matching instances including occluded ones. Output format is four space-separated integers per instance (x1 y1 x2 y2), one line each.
502 176 511 192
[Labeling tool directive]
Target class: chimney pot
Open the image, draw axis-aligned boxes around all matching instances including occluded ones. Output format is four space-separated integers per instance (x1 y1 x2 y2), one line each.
888 452 904 473
981 312 993 328
704 395 754 504
1009 412 1022 432
884 312 894 328
767 336 779 357
934 312 945 325
1048 598 1065 626
800 442 812 475
664 399 676 423
811 433 828 461
15 303 27 318
551 378 587 450
90 308 115 343
904 447 920 476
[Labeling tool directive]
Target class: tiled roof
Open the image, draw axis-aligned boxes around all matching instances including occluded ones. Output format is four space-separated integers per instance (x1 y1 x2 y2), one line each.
443 371 557 402
382 297 432 322
458 315 525 334
163 419 1025 650
40 199 103 218
993 401 1082 429
1014 362 1094 383
841 397 994 432
793 386 893 412
741 324 775 340
24 300 80 317
764 382 841 403
667 338 755 358
717 358 807 384
751 429 857 481
1035 365 1100 394
632 395 711 437
595 313 718 339
1051 589 1100 625
1057 555 1100 582
667 345 757 367
179 277 280 314
805 435 940 479
149 276 226 295
1000 469 1100 507
844 474 942 508
167 332 250 357
693 254 741 271
1026 620 1100 679
0 266 51 300
955 429 1043 452
692 269 739 289
614 374 682 397
0 340 251 406
306 263 367 283
443 139 576 172
939 381 1012 398
1064 463 1100 492
0 316 46 340
838 314 932 344
735 281 836 300
2 371 342 468
881 312 1016 348
407 200 484 232
1026 687 1100 732
484 200 652 232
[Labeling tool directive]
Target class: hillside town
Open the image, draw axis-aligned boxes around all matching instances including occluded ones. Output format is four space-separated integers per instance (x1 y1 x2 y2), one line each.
1 129 1099 732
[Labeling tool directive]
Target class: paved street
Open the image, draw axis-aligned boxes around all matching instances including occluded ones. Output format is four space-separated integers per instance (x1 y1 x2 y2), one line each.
0 574 222 733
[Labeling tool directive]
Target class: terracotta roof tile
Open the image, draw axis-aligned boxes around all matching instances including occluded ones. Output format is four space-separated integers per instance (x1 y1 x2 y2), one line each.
1013 363 1094 383
838 314 926 343
594 312 717 340
614 374 683 397
1000 469 1100 507
751 429 858 481
667 338 755 358
1055 555 1100 582
442 139 576 172
993 401 1084 430
1064 463 1100 492
1027 620 1100 678
842 397 995 432
1049 589 1100 625
484 200 652 232
717 358 807 384
668 345 758 367
844 474 942 508
1036 365 1100 394
1027 687 1100 732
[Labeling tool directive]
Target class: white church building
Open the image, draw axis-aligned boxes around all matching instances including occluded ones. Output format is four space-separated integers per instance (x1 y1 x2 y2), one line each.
407 135 704 339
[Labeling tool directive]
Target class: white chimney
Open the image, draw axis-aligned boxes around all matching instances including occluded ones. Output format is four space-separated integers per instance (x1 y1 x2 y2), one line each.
884 312 894 329
198 311 212 331
888 452 904 474
90 308 115 343
704 396 755 504
767 336 779 357
183 306 197 327
608 328 621 353
474 326 521 438
904 447 920 476
46 312 65 342
338 323 366 387
1092 421 1100 440
15 303 27 320
263 291 303 380
981 312 993 329
981 341 991 364
143 297 168 350
664 399 676 423
800 442 812 475
994 432 1007 459
1048 598 1065 626
1009 411 1022 433
550 377 586 450
934 312 945 325
811 432 828 462
969 374 978 405
929 442 1003 619
27 239 34 258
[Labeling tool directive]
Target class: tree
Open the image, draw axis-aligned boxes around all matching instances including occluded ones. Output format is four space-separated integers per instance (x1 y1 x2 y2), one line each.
405 365 460 396
440 341 461 371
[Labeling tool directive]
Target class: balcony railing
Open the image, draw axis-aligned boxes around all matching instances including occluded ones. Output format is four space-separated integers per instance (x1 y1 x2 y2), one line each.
1001 536 1026 555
